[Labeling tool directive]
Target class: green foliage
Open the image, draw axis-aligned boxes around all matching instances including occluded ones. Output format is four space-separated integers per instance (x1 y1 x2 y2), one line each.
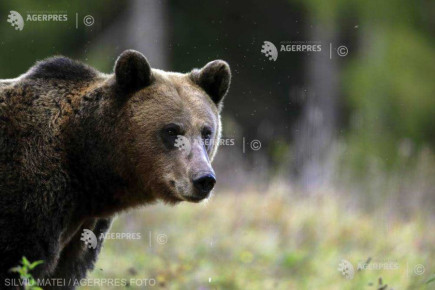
284 0 435 173
344 25 435 168
0 0 124 78
426 275 435 285
10 257 44 290
291 0 435 170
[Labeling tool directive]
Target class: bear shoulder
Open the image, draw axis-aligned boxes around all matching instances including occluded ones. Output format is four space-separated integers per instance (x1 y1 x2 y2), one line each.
26 56 99 81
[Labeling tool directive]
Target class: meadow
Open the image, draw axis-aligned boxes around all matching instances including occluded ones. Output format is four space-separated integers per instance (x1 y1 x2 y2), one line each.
82 184 434 290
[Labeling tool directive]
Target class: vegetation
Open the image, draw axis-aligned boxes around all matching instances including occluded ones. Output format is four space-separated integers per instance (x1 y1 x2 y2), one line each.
84 187 434 289
10 257 44 290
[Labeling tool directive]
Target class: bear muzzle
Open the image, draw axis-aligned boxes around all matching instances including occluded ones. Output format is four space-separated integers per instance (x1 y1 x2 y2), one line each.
192 173 216 198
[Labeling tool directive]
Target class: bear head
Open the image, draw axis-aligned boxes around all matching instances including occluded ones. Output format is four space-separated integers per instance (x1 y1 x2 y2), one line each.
109 50 231 205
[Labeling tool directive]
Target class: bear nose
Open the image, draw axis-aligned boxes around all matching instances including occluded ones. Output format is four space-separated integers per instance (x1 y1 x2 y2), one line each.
193 174 216 195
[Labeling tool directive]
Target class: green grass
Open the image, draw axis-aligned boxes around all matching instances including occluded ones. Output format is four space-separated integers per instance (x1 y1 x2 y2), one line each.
82 187 434 289
10 257 44 290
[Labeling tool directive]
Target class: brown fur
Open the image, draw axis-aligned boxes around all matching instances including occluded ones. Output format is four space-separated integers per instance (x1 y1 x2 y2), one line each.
0 50 231 289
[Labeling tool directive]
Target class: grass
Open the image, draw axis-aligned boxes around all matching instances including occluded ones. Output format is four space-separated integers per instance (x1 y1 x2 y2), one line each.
10 257 44 290
82 185 434 289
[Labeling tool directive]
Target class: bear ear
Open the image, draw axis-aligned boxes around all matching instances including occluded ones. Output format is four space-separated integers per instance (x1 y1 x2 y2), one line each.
114 50 153 95
190 60 231 109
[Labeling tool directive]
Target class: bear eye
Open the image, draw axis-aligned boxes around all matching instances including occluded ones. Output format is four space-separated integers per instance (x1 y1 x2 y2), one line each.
163 123 182 136
166 128 178 136
201 127 213 142
160 123 183 149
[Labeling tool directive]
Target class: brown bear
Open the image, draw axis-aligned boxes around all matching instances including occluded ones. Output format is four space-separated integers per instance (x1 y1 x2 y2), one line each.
0 50 231 289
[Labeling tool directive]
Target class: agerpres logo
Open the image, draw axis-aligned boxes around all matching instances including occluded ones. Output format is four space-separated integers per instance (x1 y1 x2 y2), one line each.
261 40 322 62
6 10 68 31
280 40 322 52
7 11 24 31
338 259 355 280
80 229 98 249
261 40 349 61
26 10 68 22
261 41 278 61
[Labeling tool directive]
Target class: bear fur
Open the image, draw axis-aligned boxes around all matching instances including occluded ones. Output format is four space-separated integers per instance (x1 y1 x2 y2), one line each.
0 50 230 289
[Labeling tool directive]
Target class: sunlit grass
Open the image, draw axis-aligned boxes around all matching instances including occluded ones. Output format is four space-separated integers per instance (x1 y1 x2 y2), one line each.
82 186 434 289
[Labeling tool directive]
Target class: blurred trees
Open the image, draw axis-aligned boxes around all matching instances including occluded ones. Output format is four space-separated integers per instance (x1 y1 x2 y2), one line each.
296 0 435 169
0 0 125 77
0 0 434 176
